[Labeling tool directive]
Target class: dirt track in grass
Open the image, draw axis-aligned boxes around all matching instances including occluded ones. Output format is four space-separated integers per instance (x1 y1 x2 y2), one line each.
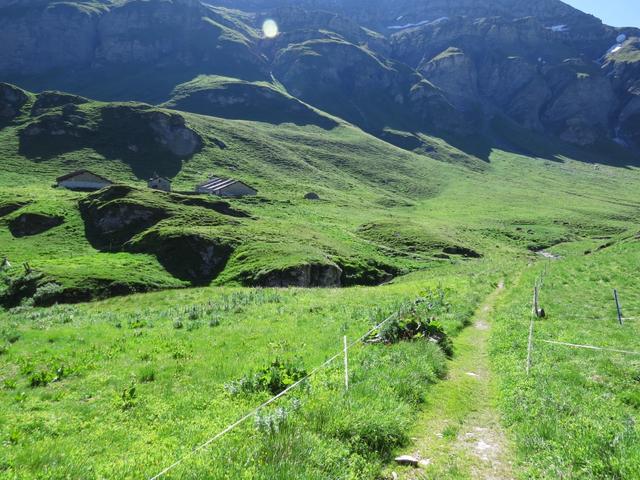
391 280 515 480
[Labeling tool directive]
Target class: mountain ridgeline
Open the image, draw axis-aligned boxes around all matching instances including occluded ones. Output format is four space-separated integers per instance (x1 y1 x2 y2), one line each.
1 0 639 156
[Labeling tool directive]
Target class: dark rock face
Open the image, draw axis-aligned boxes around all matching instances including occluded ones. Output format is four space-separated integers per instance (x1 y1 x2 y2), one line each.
129 230 234 284
0 83 28 122
8 212 63 237
442 246 482 258
542 72 616 145
256 263 342 288
273 39 472 136
0 2 99 76
419 48 479 111
31 91 88 116
604 38 640 149
0 0 268 100
101 105 202 157
79 187 170 249
1 0 640 154
0 201 29 217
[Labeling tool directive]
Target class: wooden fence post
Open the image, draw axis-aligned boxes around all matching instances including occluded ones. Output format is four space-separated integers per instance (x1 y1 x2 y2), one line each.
614 289 624 325
526 318 534 376
343 336 349 391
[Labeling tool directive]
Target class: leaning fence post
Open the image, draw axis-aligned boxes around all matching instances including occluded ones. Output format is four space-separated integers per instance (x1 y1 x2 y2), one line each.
614 289 624 325
532 282 540 317
343 336 349 391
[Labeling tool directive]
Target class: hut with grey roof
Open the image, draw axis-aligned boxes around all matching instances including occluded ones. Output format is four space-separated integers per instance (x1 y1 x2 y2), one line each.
148 175 172 192
196 177 257 197
56 170 113 191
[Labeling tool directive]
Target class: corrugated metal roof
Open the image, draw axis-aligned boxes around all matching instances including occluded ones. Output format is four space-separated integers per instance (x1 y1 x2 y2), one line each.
200 177 238 190
198 177 242 192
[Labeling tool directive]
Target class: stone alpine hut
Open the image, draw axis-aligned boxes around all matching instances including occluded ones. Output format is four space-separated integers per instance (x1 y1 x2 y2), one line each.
148 175 172 192
56 170 113 191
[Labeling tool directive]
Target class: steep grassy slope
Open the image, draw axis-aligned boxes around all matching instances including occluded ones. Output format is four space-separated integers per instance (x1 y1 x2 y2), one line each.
2 83 640 307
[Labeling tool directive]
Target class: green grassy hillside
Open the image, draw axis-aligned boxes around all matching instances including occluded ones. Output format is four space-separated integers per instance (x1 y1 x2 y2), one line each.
2 83 640 306
2 80 640 478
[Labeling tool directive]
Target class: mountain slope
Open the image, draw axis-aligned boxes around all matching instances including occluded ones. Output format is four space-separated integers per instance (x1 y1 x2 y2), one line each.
1 0 639 158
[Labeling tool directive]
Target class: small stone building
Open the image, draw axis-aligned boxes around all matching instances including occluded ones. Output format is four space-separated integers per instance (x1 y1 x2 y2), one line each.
196 177 257 197
56 170 113 191
148 175 172 192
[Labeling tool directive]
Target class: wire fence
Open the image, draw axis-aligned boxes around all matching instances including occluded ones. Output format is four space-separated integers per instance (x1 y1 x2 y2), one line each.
526 263 640 375
148 310 402 480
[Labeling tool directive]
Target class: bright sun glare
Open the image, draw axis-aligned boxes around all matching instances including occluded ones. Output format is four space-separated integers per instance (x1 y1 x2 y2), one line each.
262 19 279 38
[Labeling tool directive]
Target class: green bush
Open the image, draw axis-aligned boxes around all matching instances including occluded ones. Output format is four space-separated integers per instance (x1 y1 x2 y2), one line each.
226 359 307 396
367 289 454 356
32 282 64 306
138 366 156 383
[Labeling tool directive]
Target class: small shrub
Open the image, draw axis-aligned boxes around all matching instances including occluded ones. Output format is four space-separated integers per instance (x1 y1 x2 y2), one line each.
28 365 65 388
2 329 20 344
3 379 17 390
209 317 221 328
0 344 8 356
186 320 201 331
139 366 156 383
367 289 453 356
255 407 290 434
29 370 53 388
173 320 184 330
255 399 302 434
119 383 137 410
226 359 307 396
32 282 64 306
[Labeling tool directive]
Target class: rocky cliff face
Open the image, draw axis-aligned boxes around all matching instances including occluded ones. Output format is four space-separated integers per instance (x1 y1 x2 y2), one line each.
1 0 639 156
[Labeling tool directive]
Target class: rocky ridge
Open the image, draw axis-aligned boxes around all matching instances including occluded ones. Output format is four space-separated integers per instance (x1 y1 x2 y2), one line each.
0 0 639 156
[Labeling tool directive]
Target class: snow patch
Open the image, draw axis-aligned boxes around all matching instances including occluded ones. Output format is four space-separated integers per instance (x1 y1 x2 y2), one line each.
546 24 569 32
388 17 449 31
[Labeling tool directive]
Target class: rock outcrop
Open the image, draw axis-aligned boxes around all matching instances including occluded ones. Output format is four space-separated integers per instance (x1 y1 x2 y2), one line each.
256 262 343 288
273 39 472 136
8 212 63 237
164 76 337 128
31 91 88 116
79 186 170 249
129 230 235 284
0 83 28 122
1 0 639 154
420 48 479 111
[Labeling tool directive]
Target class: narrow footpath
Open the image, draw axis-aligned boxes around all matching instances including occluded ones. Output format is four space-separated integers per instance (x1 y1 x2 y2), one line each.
392 281 514 480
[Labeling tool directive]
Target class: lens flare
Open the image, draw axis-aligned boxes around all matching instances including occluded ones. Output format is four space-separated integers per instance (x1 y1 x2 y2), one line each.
262 19 279 39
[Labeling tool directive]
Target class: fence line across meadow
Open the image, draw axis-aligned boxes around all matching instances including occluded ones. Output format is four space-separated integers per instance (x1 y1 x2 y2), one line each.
541 339 640 356
525 262 640 374
148 309 403 480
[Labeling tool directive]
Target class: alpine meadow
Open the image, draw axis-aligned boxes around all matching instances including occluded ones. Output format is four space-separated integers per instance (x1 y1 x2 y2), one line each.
0 1 639 479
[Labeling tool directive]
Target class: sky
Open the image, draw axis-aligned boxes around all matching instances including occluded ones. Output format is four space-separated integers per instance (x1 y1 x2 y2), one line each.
563 0 640 27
